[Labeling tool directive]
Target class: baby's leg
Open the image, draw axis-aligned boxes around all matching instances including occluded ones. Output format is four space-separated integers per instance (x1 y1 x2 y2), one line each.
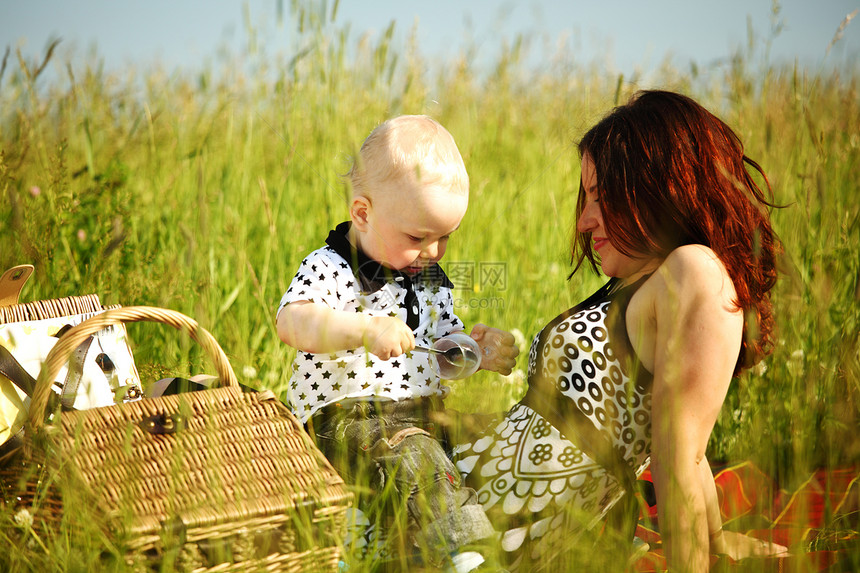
371 431 496 567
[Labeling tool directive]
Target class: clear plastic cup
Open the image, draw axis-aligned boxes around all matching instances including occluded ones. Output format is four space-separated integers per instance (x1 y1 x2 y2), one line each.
428 333 482 379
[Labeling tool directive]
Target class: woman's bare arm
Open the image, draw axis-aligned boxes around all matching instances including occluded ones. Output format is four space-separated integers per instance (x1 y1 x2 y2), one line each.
645 245 743 573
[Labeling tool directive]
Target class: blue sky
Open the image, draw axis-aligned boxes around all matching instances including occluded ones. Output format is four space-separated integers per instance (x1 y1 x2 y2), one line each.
2 1 858 81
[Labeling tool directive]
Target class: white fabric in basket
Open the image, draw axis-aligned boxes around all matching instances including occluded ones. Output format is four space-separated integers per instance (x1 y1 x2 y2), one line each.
0 310 141 444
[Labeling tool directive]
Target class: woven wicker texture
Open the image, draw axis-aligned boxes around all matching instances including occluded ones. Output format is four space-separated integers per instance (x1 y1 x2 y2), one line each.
0 293 104 324
14 306 352 572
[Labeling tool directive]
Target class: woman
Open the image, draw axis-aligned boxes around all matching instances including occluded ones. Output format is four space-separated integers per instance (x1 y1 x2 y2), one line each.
453 90 786 571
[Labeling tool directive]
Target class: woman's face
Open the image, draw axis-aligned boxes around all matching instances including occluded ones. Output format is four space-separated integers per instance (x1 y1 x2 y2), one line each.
577 153 661 281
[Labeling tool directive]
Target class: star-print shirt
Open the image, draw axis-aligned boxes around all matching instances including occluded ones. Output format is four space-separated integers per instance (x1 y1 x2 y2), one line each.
277 222 465 423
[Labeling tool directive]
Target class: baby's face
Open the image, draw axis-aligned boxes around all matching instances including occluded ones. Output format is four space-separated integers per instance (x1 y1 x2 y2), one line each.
358 181 468 274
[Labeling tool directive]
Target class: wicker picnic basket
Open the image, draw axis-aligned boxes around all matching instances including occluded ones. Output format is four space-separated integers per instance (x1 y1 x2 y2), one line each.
5 306 352 572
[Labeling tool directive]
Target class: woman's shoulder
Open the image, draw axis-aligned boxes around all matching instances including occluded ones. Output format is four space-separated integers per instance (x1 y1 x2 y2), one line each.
644 244 734 301
662 244 726 277
632 245 739 327
628 245 742 373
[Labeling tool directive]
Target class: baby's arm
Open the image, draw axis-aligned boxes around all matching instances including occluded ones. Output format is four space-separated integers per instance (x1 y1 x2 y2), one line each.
468 324 519 375
277 301 415 360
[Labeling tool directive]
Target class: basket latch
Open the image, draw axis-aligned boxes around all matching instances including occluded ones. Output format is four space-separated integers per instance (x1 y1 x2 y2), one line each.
140 413 188 435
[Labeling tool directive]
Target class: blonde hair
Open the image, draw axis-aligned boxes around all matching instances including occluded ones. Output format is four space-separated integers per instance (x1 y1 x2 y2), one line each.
348 115 469 198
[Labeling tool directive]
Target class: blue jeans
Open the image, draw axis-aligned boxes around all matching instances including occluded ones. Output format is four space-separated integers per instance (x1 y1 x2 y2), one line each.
308 397 497 566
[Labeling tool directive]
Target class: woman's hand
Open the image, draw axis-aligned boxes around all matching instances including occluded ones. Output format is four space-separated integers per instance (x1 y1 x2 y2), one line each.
711 529 790 560
469 324 519 375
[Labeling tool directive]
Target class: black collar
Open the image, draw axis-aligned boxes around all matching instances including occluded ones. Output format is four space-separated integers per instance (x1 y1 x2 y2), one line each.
325 221 455 294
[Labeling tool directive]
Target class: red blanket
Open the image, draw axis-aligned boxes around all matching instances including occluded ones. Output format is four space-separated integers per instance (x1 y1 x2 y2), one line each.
632 462 859 571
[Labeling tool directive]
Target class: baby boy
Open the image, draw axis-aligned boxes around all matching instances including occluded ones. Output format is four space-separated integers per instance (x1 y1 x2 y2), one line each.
276 115 517 572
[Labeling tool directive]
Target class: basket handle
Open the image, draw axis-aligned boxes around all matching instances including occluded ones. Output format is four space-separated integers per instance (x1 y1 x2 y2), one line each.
0 264 34 306
27 306 238 434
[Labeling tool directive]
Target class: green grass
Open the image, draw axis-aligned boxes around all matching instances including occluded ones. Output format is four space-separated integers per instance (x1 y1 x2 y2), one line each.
1 2 858 570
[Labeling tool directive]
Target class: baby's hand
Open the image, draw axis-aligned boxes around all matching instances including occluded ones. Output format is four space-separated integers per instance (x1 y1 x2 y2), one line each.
363 316 415 360
469 324 519 375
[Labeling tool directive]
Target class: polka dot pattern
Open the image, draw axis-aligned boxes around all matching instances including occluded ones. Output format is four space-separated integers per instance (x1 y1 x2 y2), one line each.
452 281 652 561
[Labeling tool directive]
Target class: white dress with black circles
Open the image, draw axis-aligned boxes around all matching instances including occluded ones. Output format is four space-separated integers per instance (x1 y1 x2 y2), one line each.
452 279 652 563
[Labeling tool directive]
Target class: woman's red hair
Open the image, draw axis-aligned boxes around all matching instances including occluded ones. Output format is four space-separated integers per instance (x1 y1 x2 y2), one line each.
574 90 779 372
